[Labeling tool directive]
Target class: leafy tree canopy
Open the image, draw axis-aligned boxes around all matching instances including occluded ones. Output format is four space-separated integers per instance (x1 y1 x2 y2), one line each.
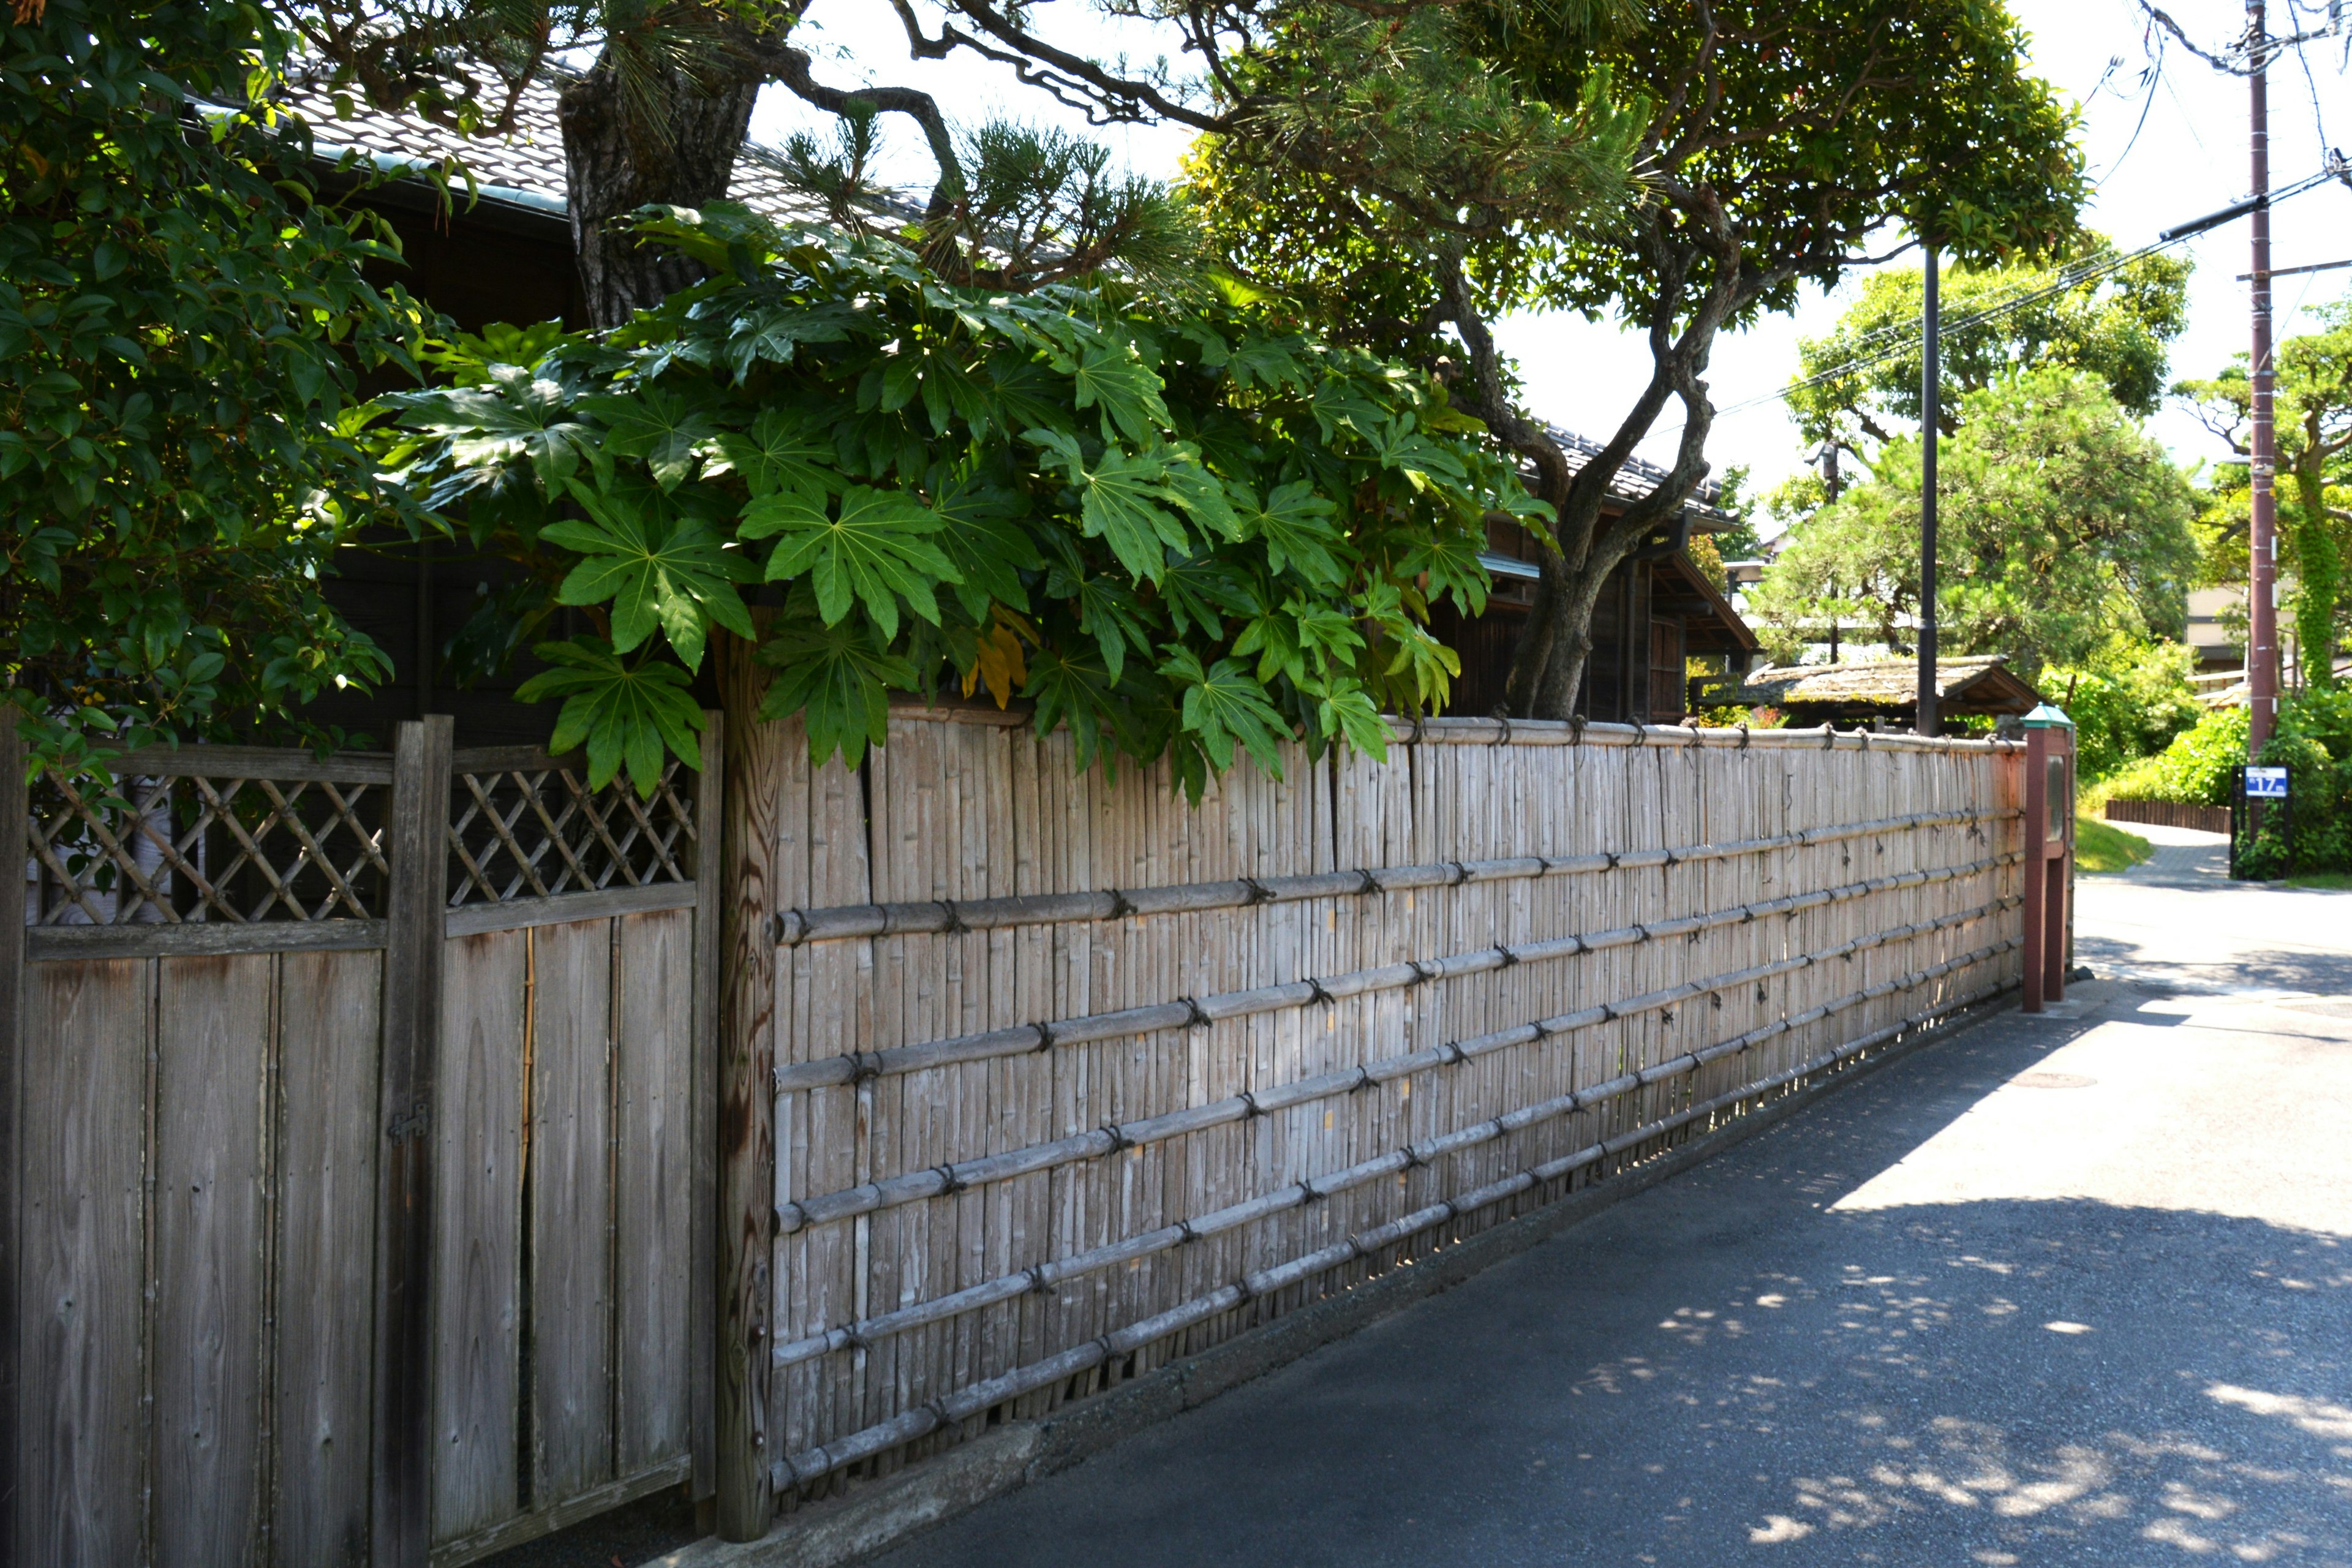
2177 296 2352 688
1 0 433 774
1788 240 2191 458
1746 370 2196 684
382 205 1537 795
1192 0 2087 718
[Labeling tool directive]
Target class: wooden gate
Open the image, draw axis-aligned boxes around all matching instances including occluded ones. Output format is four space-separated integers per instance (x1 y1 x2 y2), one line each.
1 717 722 1567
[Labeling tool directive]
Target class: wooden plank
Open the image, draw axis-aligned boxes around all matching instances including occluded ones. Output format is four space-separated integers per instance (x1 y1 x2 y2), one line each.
28 919 388 962
715 635 780 1538
97 744 395 784
616 907 695 1476
150 954 276 1566
0 720 23 1564
689 714 723 1500
527 918 614 1506
274 949 384 1568
375 716 453 1568
443 883 695 939
424 1455 690 1568
18 959 149 1568
430 928 527 1542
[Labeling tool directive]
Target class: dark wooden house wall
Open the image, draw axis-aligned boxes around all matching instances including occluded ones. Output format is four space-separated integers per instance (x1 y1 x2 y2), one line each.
297 187 591 750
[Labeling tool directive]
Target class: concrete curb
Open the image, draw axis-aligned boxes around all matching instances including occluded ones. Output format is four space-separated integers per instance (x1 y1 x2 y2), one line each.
650 984 2020 1568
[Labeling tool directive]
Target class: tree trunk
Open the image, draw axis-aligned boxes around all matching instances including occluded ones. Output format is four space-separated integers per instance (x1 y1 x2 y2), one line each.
558 61 763 328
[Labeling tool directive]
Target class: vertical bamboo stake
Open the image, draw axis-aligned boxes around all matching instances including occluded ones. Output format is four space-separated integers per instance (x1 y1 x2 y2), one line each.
717 636 781 1538
374 714 451 1568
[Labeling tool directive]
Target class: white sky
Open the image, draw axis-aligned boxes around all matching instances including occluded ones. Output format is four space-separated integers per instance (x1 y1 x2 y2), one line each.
753 2 2352 500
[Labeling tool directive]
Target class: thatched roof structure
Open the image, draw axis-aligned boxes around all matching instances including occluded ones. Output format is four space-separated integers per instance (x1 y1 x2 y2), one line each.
1709 655 2043 722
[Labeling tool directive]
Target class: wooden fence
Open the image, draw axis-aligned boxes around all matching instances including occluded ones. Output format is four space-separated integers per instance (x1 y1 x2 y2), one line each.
726 711 2026 1518
6 707 2028 1561
2 718 722 1568
2105 797 2231 835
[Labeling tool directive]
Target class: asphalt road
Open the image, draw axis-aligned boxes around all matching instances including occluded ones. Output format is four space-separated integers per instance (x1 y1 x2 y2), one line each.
863 828 2352 1567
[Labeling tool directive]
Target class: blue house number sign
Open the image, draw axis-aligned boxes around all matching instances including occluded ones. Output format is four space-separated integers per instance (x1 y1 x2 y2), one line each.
2246 766 2290 799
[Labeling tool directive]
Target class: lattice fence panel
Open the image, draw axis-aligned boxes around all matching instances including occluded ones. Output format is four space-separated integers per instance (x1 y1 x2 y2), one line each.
445 757 698 907
25 769 390 925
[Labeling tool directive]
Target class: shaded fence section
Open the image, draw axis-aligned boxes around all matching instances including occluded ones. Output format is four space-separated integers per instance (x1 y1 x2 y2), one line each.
2104 798 2230 835
3 721 721 1567
740 713 2025 1509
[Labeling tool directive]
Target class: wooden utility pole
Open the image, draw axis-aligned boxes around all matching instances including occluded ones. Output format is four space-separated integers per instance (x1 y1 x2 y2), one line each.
2247 0 2282 753
1918 244 1942 737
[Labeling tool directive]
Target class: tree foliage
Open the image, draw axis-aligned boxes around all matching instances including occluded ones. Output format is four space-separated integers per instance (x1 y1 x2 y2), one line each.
2 0 431 772
382 205 1536 795
1787 241 2191 458
1747 371 2196 684
2178 296 2352 688
1192 0 2087 718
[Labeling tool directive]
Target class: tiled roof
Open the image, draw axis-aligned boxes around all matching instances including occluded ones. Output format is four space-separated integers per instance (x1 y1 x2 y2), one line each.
1727 655 2041 715
277 69 843 225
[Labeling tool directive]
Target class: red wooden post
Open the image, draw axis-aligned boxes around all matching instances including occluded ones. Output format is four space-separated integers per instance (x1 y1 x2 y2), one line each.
2019 704 2075 1014
2022 725 2047 1013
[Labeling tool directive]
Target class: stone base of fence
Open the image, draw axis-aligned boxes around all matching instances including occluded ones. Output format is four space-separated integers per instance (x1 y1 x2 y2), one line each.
2105 799 2230 834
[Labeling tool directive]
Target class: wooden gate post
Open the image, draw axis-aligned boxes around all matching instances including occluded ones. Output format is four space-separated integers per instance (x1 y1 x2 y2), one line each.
691 712 725 1506
715 645 780 1539
0 721 24 1562
375 716 453 1567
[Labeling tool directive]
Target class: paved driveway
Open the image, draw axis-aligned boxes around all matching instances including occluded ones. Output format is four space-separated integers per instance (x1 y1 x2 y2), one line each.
866 830 2352 1567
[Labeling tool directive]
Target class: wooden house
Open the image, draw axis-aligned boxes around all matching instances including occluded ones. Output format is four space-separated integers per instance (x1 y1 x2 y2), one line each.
1430 433 1759 723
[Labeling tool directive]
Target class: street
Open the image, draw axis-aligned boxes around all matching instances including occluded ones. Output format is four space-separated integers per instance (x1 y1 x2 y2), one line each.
864 827 2352 1566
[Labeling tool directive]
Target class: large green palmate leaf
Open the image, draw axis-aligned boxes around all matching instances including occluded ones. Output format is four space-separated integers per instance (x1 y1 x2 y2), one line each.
399 371 597 492
756 608 918 768
1027 428 1193 582
1234 479 1349 587
541 480 754 671
515 636 706 796
742 483 962 641
578 385 718 491
705 407 839 500
1057 336 1169 444
1161 648 1291 778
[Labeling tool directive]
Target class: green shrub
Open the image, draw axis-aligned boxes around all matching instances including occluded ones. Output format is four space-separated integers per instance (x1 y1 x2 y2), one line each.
2103 705 2247 805
2051 638 2203 779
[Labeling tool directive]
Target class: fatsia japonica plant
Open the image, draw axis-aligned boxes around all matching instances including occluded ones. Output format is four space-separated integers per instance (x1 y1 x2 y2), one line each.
383 203 1537 797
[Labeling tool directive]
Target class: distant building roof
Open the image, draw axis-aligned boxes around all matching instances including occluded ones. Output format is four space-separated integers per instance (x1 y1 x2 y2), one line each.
1716 655 2041 718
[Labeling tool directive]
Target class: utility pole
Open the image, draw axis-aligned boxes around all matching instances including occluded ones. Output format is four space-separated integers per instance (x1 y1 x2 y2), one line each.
1917 245 1940 736
2248 0 2281 754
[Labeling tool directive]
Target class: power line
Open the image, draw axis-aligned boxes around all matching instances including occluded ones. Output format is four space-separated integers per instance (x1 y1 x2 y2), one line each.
1712 159 2351 421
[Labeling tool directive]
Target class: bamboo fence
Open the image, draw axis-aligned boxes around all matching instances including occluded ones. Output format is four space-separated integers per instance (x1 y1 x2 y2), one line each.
748 712 2026 1504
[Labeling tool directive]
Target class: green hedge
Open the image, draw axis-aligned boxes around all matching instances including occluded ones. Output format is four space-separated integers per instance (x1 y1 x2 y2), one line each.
2106 693 2352 875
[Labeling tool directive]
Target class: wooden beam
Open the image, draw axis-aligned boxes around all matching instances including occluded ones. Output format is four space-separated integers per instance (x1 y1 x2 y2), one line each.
714 643 779 1539
690 712 724 1501
0 722 23 1562
374 716 453 1567
440 881 694 938
26 918 388 961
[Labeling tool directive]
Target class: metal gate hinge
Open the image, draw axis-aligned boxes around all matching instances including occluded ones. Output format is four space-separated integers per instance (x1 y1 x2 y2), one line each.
387 1101 430 1141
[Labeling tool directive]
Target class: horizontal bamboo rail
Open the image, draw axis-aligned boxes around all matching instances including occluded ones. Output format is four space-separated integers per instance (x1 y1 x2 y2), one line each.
754 707 2026 1507
769 952 2015 1488
772 807 2010 946
772 929 2018 1368
774 869 2020 1232
772 848 2018 1095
